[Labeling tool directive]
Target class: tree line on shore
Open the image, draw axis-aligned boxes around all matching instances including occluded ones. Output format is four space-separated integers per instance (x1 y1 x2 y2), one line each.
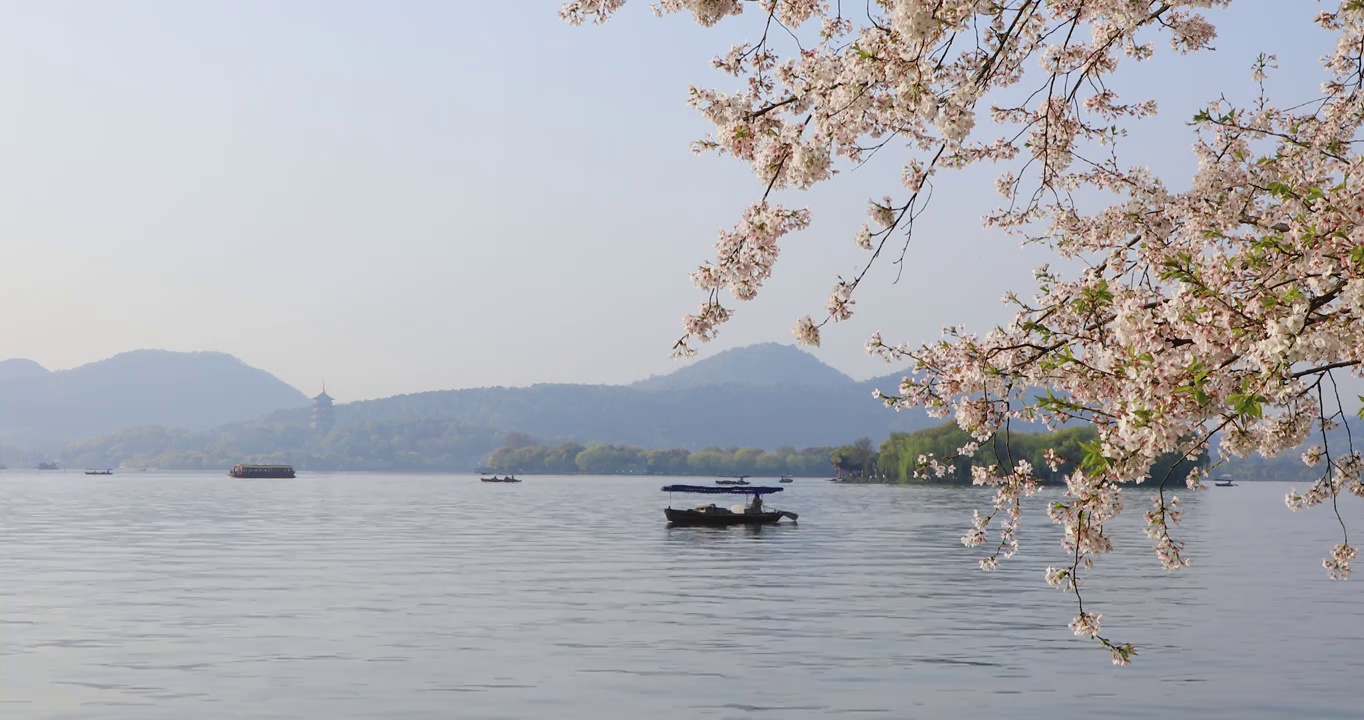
485 433 838 477
488 423 1208 484
50 415 1226 481
54 418 505 472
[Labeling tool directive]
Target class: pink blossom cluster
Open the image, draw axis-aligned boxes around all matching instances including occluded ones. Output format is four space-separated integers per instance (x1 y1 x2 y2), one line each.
568 0 1364 660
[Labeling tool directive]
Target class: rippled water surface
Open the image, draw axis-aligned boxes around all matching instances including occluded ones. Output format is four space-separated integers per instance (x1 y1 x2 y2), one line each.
2 472 1361 719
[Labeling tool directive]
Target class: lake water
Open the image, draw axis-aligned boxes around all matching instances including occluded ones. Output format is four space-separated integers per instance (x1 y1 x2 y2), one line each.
2 472 1361 719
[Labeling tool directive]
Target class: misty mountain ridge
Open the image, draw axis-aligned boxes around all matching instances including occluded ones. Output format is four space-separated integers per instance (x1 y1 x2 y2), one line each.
258 342 930 449
0 358 50 381
44 343 932 467
0 349 311 448
633 342 857 391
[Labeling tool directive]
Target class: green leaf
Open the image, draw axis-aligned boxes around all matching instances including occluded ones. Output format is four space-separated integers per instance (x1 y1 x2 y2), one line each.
1079 439 1112 474
1230 392 1266 419
1266 181 1295 199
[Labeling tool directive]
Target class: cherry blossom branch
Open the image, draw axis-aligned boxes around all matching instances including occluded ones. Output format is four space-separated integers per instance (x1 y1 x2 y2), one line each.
568 0 1364 664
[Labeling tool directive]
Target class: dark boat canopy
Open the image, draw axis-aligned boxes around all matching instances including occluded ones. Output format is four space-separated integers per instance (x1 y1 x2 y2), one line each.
660 484 784 495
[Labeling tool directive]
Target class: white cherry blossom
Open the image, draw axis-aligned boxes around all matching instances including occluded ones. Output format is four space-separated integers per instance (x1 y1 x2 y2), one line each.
568 0 1364 662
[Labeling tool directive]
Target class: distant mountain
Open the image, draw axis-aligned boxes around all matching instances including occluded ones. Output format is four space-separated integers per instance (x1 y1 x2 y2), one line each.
0 350 311 448
858 371 908 395
1219 417 1364 482
50 343 936 469
0 358 49 381
325 383 931 450
633 342 855 391
238 344 932 451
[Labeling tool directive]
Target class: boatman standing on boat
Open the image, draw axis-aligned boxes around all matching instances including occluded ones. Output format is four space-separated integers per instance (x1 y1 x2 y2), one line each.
748 494 763 514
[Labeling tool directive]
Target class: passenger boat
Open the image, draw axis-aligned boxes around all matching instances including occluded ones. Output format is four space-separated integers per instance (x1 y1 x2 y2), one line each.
779 475 793 483
84 469 113 476
480 474 521 483
228 464 296 479
662 484 798 526
715 475 750 485
1214 477 1237 487
36 461 59 470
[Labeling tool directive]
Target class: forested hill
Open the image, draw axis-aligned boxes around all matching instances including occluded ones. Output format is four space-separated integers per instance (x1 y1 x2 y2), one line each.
53 417 505 472
260 380 933 451
252 344 933 450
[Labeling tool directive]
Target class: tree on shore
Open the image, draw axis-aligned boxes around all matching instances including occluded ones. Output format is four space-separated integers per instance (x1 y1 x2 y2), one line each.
878 422 1205 486
485 437 836 476
564 1 1364 663
830 437 878 477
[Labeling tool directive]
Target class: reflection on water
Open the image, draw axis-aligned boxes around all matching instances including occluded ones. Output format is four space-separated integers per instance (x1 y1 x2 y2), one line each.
663 522 795 542
2 473 1362 719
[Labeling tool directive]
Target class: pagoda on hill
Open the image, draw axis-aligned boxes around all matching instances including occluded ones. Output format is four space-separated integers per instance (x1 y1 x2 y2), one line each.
311 385 335 432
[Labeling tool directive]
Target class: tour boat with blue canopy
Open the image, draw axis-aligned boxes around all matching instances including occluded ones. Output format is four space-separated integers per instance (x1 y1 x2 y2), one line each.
661 484 799 526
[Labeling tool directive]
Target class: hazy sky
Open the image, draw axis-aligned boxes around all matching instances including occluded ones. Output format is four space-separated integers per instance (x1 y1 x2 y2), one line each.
0 1 1352 402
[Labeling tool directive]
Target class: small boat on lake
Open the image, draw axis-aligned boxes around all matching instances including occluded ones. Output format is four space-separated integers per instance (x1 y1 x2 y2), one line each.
36 461 59 470
662 484 798 526
229 464 296 479
481 474 521 483
1214 477 1237 487
715 475 750 486
779 475 793 484
84 469 113 476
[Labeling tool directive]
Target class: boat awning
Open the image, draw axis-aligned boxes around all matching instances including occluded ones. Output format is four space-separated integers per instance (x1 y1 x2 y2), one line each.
660 484 784 495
